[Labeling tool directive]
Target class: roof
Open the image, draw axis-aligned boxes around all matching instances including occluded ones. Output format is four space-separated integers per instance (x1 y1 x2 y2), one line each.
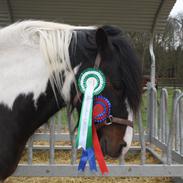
0 0 176 33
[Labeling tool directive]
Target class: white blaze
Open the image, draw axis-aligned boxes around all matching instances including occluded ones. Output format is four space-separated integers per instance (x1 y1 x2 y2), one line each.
122 101 133 156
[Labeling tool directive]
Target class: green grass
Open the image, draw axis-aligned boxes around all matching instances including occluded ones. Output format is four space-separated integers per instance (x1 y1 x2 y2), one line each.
135 87 182 131
52 87 182 131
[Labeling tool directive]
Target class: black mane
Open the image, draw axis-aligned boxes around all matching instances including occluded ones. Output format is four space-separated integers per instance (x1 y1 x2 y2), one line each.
71 25 142 113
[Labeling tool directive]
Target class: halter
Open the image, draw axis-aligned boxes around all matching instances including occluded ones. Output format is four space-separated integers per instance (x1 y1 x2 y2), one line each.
73 53 133 129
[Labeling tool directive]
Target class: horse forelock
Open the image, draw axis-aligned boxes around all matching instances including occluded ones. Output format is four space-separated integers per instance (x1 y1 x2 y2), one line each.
108 31 142 113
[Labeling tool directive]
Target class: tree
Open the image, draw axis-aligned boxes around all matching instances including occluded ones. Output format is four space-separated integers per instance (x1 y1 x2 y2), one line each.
129 14 183 87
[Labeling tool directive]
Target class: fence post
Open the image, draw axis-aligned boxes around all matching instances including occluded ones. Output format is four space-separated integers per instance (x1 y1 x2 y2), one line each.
159 88 168 144
174 90 181 152
67 107 77 165
137 108 146 164
179 98 183 155
27 136 34 165
49 117 55 164
167 93 183 164
148 86 157 144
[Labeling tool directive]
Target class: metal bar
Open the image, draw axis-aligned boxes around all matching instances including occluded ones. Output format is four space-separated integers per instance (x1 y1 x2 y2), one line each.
174 90 181 152
49 117 55 164
167 93 183 164
164 89 169 144
26 145 72 151
148 87 157 143
30 133 149 142
32 133 70 141
27 136 34 165
159 88 168 144
146 147 166 164
147 87 153 143
14 164 183 177
149 36 156 87
149 0 165 87
66 107 77 164
159 89 163 141
119 155 125 165
137 109 146 164
154 88 158 138
24 146 143 153
179 97 183 155
151 138 183 164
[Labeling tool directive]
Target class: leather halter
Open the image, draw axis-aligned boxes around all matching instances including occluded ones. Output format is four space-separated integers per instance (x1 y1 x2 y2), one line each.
73 53 133 129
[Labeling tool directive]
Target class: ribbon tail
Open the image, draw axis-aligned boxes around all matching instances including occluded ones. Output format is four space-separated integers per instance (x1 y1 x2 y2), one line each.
76 86 94 150
78 149 88 172
86 102 93 148
92 121 109 175
88 147 97 172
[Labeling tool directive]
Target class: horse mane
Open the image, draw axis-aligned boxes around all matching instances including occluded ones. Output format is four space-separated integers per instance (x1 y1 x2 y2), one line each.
0 21 141 110
102 26 142 113
0 20 95 104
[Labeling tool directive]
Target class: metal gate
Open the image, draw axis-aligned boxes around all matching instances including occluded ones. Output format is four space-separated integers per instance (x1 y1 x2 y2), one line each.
13 87 183 177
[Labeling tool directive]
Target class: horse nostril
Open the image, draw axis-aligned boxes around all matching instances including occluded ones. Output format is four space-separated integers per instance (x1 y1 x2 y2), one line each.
121 141 127 148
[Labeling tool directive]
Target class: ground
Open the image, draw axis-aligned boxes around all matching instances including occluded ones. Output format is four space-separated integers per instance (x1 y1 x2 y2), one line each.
5 146 173 183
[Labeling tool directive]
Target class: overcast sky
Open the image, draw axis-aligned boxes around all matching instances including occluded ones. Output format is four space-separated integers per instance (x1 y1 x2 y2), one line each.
170 0 183 17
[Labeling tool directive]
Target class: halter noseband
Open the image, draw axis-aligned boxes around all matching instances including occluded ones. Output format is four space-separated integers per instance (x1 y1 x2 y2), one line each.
73 53 133 129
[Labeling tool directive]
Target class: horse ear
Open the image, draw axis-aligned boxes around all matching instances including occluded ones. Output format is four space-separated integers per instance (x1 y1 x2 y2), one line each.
96 28 112 54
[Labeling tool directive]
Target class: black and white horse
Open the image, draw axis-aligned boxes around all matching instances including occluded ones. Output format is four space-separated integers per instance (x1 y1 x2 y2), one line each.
0 20 142 181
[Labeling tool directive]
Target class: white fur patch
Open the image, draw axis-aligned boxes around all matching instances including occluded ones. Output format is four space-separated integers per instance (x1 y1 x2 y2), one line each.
0 20 91 109
122 126 133 155
121 101 134 156
0 45 49 108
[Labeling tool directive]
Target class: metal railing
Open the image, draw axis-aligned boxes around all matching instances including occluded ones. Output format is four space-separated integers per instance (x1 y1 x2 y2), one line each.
13 87 183 177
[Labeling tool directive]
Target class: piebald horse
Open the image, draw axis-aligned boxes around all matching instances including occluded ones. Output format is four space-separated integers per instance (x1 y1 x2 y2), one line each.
0 20 142 181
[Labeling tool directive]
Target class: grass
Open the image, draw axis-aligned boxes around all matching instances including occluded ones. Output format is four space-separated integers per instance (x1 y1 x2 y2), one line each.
52 87 182 133
140 87 182 129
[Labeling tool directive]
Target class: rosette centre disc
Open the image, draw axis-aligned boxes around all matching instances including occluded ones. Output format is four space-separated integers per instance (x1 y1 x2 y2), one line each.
78 68 106 96
86 77 98 88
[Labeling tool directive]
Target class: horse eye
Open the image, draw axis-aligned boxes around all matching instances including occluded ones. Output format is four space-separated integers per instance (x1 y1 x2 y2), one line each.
112 81 123 90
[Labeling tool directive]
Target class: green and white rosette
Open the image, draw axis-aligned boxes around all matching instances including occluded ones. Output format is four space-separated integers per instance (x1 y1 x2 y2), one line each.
76 68 105 150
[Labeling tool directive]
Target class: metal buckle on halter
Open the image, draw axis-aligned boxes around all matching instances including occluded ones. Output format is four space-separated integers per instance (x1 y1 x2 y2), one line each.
104 115 113 125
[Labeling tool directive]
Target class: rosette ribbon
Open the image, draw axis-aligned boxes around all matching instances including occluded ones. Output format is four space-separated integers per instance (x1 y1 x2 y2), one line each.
92 96 111 174
76 68 106 173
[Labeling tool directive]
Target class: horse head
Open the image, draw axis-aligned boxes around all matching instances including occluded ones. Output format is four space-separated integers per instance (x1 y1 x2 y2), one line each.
71 26 142 158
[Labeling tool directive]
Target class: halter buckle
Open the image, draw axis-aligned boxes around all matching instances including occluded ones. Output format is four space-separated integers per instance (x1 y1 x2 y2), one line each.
104 115 113 125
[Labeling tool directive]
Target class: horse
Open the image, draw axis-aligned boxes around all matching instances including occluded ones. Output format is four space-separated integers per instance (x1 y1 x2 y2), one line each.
0 20 142 181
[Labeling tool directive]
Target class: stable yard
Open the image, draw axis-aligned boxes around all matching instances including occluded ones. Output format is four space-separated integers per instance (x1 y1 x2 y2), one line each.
6 149 173 183
5 87 183 183
6 177 172 183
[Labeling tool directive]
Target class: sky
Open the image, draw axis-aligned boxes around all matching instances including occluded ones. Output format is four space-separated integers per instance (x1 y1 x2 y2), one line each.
170 0 183 17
